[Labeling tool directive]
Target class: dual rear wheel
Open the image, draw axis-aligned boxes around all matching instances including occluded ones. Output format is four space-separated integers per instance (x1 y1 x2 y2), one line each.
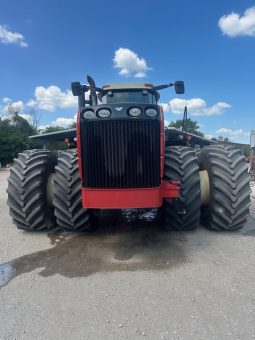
162 145 251 231
7 149 92 232
7 145 251 232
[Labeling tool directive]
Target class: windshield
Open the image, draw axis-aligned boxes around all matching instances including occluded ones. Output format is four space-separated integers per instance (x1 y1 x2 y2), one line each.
101 90 156 104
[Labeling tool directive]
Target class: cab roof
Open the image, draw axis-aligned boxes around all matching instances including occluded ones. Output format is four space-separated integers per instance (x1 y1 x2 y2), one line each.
102 83 154 91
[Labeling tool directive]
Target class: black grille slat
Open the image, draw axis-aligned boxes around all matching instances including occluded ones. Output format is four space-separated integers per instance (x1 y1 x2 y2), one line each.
81 120 160 188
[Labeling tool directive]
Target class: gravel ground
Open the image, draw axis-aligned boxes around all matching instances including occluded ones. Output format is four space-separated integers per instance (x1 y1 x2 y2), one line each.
0 170 255 340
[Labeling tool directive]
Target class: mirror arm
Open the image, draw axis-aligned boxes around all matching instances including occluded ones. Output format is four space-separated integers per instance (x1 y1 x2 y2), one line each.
152 83 175 91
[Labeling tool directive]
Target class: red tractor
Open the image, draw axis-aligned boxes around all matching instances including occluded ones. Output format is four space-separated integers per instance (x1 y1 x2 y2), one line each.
7 76 251 232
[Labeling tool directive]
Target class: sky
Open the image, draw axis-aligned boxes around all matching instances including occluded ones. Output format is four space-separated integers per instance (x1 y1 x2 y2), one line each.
0 0 255 143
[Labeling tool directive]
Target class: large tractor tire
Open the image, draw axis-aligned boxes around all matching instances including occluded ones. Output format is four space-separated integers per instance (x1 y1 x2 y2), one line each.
199 145 251 231
162 146 201 230
7 150 57 231
53 150 93 231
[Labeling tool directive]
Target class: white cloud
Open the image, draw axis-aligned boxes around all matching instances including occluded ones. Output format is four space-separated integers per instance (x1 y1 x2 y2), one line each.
216 128 231 134
113 48 151 78
0 25 28 47
164 120 170 127
0 95 78 128
1 84 85 125
170 98 206 114
0 101 25 121
19 113 31 121
134 71 147 78
160 98 231 116
160 103 171 113
26 99 37 108
27 85 77 112
216 128 250 136
2 97 11 104
193 102 231 116
205 134 214 140
50 117 75 127
38 113 77 130
218 6 255 37
27 85 91 112
2 100 24 114
37 125 48 131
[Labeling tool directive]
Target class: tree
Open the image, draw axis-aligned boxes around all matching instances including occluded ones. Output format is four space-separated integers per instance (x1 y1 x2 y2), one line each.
0 115 38 165
4 103 21 116
211 136 231 143
26 109 41 130
42 126 65 134
40 126 68 151
4 103 40 132
0 103 42 165
168 118 204 137
68 121 76 129
223 137 231 143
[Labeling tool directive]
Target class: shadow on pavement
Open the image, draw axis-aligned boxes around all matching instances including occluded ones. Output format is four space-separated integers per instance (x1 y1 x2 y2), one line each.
1 207 254 288
0 209 189 288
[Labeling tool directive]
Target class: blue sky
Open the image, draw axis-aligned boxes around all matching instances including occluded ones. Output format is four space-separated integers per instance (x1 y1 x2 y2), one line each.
0 0 254 143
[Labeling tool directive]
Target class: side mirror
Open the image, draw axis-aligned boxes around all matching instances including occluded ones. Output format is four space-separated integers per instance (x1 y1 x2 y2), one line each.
71 82 90 96
175 81 185 94
71 82 82 96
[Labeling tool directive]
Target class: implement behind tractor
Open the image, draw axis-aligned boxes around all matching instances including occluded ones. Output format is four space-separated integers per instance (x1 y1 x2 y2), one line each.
7 76 251 232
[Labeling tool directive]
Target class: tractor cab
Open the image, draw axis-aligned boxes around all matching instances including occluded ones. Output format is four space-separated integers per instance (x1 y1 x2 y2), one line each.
99 83 158 105
71 75 184 109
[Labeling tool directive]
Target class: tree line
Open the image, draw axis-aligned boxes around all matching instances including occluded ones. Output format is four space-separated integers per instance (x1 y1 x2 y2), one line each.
0 105 73 166
166 118 231 142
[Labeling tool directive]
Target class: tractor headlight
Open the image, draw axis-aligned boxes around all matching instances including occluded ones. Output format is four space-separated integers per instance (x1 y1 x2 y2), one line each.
129 107 142 117
97 108 111 118
83 110 94 119
145 108 158 117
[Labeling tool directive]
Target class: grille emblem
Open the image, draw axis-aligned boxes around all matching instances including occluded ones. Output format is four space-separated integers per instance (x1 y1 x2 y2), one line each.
115 107 123 112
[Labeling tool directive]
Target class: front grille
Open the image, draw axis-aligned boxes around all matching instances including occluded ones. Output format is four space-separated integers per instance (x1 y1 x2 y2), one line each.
81 120 160 188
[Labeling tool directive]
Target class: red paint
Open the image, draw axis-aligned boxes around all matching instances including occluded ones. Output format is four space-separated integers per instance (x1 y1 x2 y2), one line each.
160 180 180 201
81 180 180 209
